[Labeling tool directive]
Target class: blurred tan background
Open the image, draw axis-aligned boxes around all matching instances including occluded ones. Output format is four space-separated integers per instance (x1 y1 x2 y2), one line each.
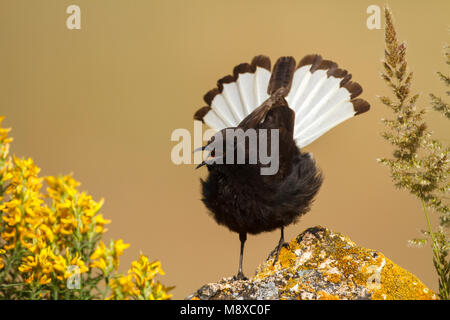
0 0 449 298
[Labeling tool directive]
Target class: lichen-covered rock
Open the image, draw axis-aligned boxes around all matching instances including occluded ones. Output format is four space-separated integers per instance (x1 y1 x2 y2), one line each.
187 226 439 300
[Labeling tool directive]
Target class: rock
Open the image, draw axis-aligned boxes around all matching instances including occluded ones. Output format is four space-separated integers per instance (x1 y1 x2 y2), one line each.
187 226 439 300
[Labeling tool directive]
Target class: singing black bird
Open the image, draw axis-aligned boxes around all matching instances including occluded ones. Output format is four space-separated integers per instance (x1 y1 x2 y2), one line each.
193 55 370 280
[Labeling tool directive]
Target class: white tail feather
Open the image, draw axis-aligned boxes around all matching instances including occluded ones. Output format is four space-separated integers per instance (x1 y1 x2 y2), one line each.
204 110 226 130
293 70 328 123
237 73 256 114
294 76 342 137
211 94 238 127
199 56 368 148
254 67 271 106
296 100 354 147
297 77 341 128
222 82 246 121
286 65 311 108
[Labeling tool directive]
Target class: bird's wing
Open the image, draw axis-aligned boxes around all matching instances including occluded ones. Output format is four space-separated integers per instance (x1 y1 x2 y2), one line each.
194 54 370 148
237 89 293 133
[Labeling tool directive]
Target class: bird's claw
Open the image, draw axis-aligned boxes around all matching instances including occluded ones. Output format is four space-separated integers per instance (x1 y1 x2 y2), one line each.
233 272 248 281
272 242 290 266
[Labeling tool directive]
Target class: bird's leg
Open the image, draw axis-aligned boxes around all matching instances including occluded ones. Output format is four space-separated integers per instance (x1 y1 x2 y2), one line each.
273 227 289 266
233 232 248 281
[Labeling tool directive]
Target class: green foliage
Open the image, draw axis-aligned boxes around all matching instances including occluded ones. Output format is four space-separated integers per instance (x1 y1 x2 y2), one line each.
0 117 172 300
378 7 449 300
430 47 450 119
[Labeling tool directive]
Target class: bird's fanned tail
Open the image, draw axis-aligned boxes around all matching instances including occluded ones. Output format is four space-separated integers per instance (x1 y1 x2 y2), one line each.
194 54 370 148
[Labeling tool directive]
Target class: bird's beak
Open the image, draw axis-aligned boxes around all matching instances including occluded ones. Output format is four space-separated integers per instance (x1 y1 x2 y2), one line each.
195 145 208 169
194 145 208 169
193 145 207 153
196 161 207 169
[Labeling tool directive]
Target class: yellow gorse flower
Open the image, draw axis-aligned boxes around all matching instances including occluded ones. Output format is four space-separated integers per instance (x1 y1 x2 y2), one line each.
18 246 56 284
107 254 172 300
0 116 13 145
0 116 171 299
113 239 130 265
107 274 140 299
89 239 130 274
89 241 107 272
18 243 89 284
0 248 5 269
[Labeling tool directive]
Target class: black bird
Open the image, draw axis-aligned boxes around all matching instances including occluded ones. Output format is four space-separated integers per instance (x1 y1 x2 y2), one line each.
193 55 370 280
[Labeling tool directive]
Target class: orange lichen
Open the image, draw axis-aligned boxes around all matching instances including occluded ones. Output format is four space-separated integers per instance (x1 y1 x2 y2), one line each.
323 272 341 284
252 226 439 300
370 256 438 300
278 241 298 269
194 226 439 300
317 291 340 300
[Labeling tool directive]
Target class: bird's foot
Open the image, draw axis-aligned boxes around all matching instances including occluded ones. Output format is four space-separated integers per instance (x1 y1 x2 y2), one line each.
272 242 290 266
232 272 248 281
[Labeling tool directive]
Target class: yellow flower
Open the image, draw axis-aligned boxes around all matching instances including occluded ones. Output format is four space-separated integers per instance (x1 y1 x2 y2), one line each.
89 257 107 272
90 239 129 273
90 241 106 260
126 254 171 299
130 254 162 287
3 240 16 251
0 248 5 269
38 224 54 243
0 199 22 226
52 255 67 277
107 274 140 299
18 246 55 284
0 116 173 299
18 227 37 249
39 274 51 285
1 227 16 242
19 243 90 285
111 239 129 270
0 116 13 145
93 213 110 234
68 251 89 274
89 241 108 272
45 174 80 200
114 239 130 259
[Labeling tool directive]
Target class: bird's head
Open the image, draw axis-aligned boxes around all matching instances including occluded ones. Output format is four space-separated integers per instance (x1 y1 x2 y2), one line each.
194 129 229 171
194 125 280 177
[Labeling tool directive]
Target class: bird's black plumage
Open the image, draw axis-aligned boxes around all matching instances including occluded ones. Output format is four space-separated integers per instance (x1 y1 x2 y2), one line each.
194 55 369 279
200 101 323 236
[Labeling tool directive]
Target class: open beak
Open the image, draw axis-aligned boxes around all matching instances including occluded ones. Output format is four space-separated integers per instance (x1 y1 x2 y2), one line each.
196 161 207 169
193 145 207 153
194 143 223 169
195 154 224 169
